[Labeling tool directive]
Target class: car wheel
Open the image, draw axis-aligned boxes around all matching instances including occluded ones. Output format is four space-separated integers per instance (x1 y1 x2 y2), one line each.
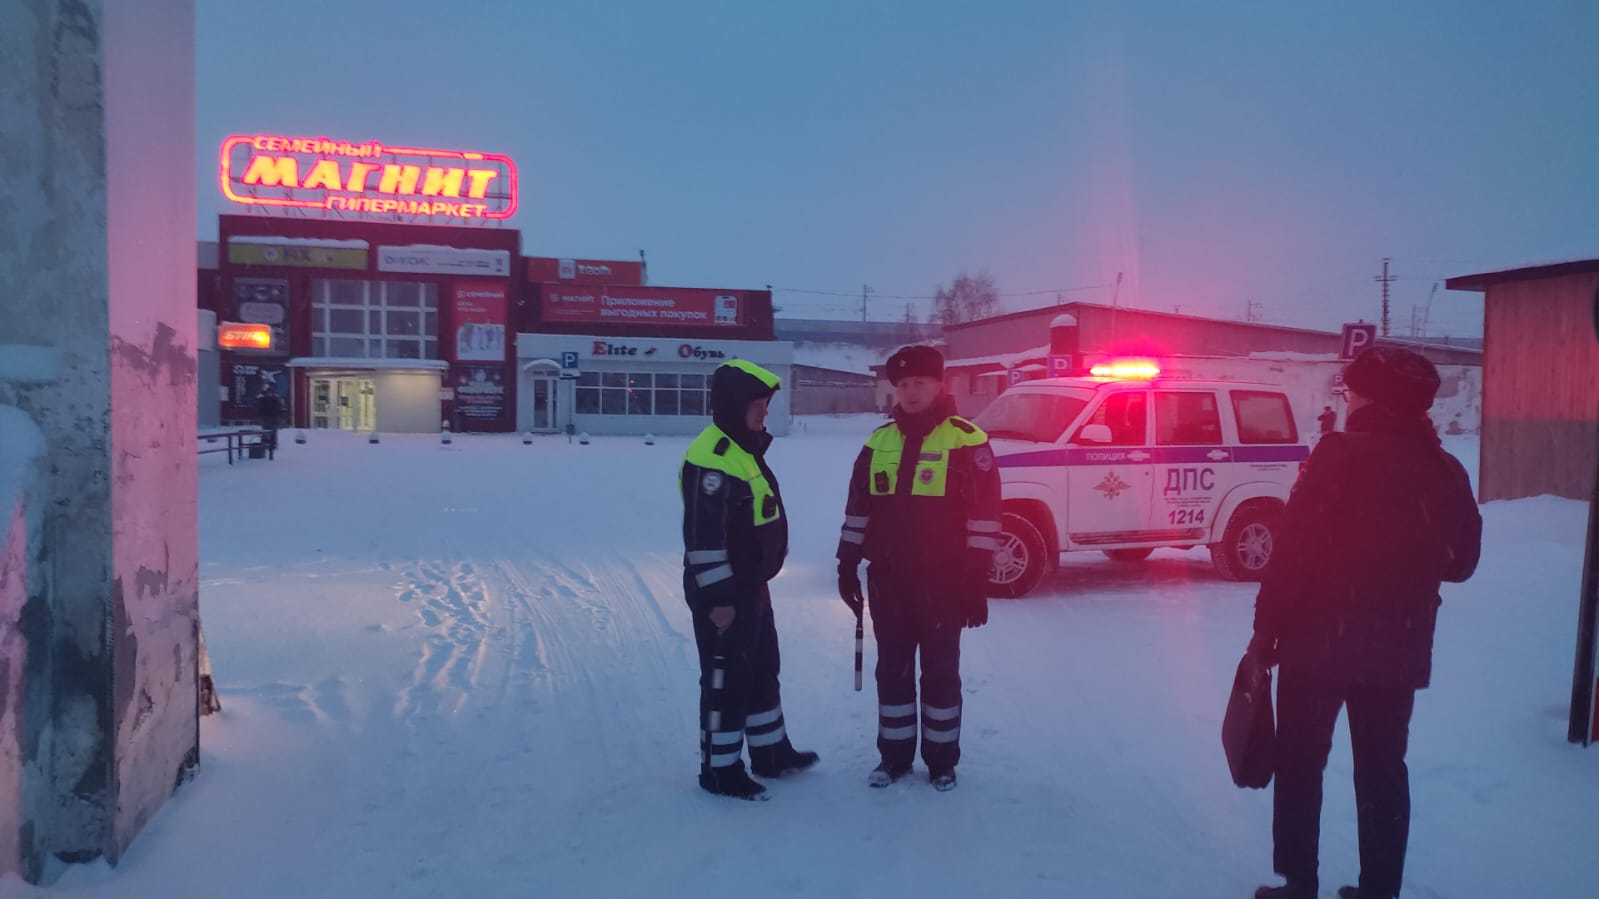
989 511 1049 598
1103 548 1155 563
1210 504 1281 582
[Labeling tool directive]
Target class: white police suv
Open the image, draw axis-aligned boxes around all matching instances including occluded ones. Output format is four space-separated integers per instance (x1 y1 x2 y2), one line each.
973 362 1309 597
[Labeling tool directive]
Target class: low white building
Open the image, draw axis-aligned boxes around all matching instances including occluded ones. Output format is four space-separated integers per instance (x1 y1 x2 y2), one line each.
516 333 795 437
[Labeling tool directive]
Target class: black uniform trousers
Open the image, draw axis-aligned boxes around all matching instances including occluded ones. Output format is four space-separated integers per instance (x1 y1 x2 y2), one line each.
689 585 787 772
867 564 963 771
1273 665 1416 899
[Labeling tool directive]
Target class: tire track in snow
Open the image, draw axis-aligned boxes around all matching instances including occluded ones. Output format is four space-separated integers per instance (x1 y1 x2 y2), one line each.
491 550 695 777
394 560 496 721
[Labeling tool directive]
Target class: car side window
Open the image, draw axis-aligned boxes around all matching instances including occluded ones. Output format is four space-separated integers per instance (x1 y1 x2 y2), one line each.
1154 391 1223 446
1078 391 1147 446
1231 391 1299 444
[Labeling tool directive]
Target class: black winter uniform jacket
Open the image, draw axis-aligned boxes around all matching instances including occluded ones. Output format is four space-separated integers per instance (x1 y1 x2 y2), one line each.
1254 403 1482 688
680 368 788 613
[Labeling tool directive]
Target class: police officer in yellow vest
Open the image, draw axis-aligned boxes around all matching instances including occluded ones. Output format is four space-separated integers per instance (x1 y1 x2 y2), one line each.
837 345 1002 791
682 360 818 801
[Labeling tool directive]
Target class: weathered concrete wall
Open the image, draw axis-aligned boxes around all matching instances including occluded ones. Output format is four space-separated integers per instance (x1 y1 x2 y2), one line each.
0 409 50 880
0 0 116 876
103 0 198 860
0 0 198 881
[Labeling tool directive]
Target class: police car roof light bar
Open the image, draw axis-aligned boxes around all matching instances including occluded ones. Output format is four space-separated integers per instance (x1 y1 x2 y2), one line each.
1089 360 1161 379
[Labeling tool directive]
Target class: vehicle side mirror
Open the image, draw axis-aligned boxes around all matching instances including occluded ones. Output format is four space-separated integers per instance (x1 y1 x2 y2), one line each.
1076 424 1113 445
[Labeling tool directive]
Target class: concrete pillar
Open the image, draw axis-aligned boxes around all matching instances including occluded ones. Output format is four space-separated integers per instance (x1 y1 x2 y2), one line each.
0 0 198 883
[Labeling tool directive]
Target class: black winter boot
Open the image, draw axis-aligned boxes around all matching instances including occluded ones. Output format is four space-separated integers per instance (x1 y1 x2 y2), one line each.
1254 882 1316 899
699 766 769 801
929 766 957 792
750 741 820 778
867 761 912 788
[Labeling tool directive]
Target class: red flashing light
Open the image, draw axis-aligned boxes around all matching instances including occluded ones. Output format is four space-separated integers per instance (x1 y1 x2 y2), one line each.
1090 360 1161 379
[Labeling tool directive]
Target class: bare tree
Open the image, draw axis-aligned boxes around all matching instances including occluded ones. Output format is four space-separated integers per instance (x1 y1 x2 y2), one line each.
933 270 999 325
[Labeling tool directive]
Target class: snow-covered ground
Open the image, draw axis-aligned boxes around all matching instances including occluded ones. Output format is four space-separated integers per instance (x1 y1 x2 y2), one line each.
3 420 1593 898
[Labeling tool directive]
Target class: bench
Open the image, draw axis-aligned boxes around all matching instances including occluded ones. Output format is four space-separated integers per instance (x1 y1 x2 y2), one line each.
198 428 276 464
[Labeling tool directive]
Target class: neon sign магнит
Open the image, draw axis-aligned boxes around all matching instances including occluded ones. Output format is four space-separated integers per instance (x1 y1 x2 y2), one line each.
219 134 518 221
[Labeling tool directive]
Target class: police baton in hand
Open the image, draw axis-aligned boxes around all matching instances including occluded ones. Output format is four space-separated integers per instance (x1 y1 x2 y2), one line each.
854 608 864 692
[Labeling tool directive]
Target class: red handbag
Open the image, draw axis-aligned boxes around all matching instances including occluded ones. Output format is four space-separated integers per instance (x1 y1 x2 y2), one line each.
1222 653 1275 789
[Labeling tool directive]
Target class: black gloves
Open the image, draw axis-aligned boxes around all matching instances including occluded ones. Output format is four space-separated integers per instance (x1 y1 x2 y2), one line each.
838 562 864 617
963 566 989 629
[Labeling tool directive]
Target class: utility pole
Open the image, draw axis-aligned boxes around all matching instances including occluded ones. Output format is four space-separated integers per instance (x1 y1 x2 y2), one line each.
861 284 874 345
1376 257 1396 337
1108 271 1124 351
1420 281 1439 340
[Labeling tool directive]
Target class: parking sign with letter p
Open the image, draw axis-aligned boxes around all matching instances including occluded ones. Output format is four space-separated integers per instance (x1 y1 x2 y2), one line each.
1340 323 1377 361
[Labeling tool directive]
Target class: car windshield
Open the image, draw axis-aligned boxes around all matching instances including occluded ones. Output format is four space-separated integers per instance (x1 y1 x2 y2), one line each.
974 390 1091 444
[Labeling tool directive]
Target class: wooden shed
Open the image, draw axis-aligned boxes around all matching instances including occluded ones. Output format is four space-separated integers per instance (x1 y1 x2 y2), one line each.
1446 260 1599 502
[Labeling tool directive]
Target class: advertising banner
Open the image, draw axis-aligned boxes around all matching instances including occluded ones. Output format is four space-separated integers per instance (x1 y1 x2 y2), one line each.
228 241 368 269
220 133 518 222
542 286 745 328
229 362 290 411
527 257 645 285
231 278 290 356
453 364 507 422
380 246 511 276
451 282 508 362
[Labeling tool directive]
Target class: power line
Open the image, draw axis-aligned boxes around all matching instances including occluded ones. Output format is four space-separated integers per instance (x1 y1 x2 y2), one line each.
768 282 1109 301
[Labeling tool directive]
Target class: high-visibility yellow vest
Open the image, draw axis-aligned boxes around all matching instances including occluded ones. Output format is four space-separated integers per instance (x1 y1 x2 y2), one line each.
865 417 988 497
683 425 781 525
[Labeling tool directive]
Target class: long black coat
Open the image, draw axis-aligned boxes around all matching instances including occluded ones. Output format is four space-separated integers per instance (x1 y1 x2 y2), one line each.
1254 404 1482 688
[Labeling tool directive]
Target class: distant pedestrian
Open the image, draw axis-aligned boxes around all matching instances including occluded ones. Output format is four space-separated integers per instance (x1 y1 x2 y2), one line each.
1317 405 1337 435
256 385 283 450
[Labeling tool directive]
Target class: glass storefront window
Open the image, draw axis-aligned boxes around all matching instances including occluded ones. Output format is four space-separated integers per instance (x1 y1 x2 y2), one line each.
388 310 420 336
313 279 441 360
386 282 421 307
328 279 367 305
330 308 365 333
564 369 719 417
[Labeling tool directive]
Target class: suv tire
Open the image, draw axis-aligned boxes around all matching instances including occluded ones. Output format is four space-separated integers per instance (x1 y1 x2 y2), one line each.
1211 504 1281 582
990 511 1049 598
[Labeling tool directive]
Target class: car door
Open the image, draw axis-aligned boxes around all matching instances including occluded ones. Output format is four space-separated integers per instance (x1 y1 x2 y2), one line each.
1065 388 1154 545
1152 389 1229 535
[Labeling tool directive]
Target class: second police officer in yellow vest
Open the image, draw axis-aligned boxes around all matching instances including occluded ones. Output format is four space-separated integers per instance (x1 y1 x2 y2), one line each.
837 345 1002 791
680 360 818 801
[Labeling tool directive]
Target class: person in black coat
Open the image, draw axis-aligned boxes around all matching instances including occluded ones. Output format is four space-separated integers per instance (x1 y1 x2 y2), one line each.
1248 347 1482 899
256 385 283 449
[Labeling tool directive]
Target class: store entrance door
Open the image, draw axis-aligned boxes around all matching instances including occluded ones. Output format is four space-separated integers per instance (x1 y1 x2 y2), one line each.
529 375 559 432
310 377 377 431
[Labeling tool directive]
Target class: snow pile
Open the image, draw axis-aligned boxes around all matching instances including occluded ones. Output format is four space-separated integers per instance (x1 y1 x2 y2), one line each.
3 428 1589 898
